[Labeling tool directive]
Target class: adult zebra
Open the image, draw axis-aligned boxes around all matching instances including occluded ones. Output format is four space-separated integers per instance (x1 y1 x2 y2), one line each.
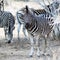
0 11 15 43
16 1 59 56
19 5 60 57
16 0 60 40
0 0 15 43
16 1 60 56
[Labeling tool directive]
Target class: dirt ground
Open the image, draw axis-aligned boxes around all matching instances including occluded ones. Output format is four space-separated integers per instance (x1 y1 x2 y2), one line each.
0 18 60 59
0 1 60 60
0 24 60 60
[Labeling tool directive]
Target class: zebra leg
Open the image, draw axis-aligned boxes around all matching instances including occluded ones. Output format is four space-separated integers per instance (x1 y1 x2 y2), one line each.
35 36 41 57
29 35 34 57
43 36 52 56
7 32 13 43
36 42 41 57
17 24 21 40
23 25 28 39
42 36 48 56
4 27 8 40
7 25 13 43
4 27 13 43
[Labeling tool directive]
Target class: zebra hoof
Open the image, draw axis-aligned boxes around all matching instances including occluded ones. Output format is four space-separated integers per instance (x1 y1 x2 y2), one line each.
29 55 33 57
46 54 50 56
7 40 11 44
42 54 45 56
46 53 52 57
29 53 33 57
37 53 40 57
37 55 40 57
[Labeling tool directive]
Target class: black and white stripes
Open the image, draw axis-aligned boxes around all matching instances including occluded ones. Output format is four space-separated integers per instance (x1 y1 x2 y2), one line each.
0 11 15 43
26 20 38 35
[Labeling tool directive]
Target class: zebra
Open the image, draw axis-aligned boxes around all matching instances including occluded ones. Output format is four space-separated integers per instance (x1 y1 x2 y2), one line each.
0 0 15 43
0 11 15 43
49 16 60 41
16 10 28 40
18 5 55 57
16 0 60 40
16 7 47 40
17 0 60 57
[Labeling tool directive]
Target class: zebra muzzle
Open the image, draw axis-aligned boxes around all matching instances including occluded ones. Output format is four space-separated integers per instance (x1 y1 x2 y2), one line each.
25 23 30 29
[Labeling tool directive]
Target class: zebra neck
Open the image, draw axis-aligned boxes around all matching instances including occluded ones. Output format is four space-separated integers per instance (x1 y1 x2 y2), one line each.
28 22 35 31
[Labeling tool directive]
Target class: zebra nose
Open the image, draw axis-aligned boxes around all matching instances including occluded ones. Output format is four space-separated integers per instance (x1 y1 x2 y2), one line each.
25 23 30 29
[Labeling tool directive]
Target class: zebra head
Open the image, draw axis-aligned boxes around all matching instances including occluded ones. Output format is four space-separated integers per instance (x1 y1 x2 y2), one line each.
19 6 36 30
16 6 34 24
50 0 60 9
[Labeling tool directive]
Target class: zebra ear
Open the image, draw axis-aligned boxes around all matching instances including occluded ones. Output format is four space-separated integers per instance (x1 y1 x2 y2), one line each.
25 5 29 13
